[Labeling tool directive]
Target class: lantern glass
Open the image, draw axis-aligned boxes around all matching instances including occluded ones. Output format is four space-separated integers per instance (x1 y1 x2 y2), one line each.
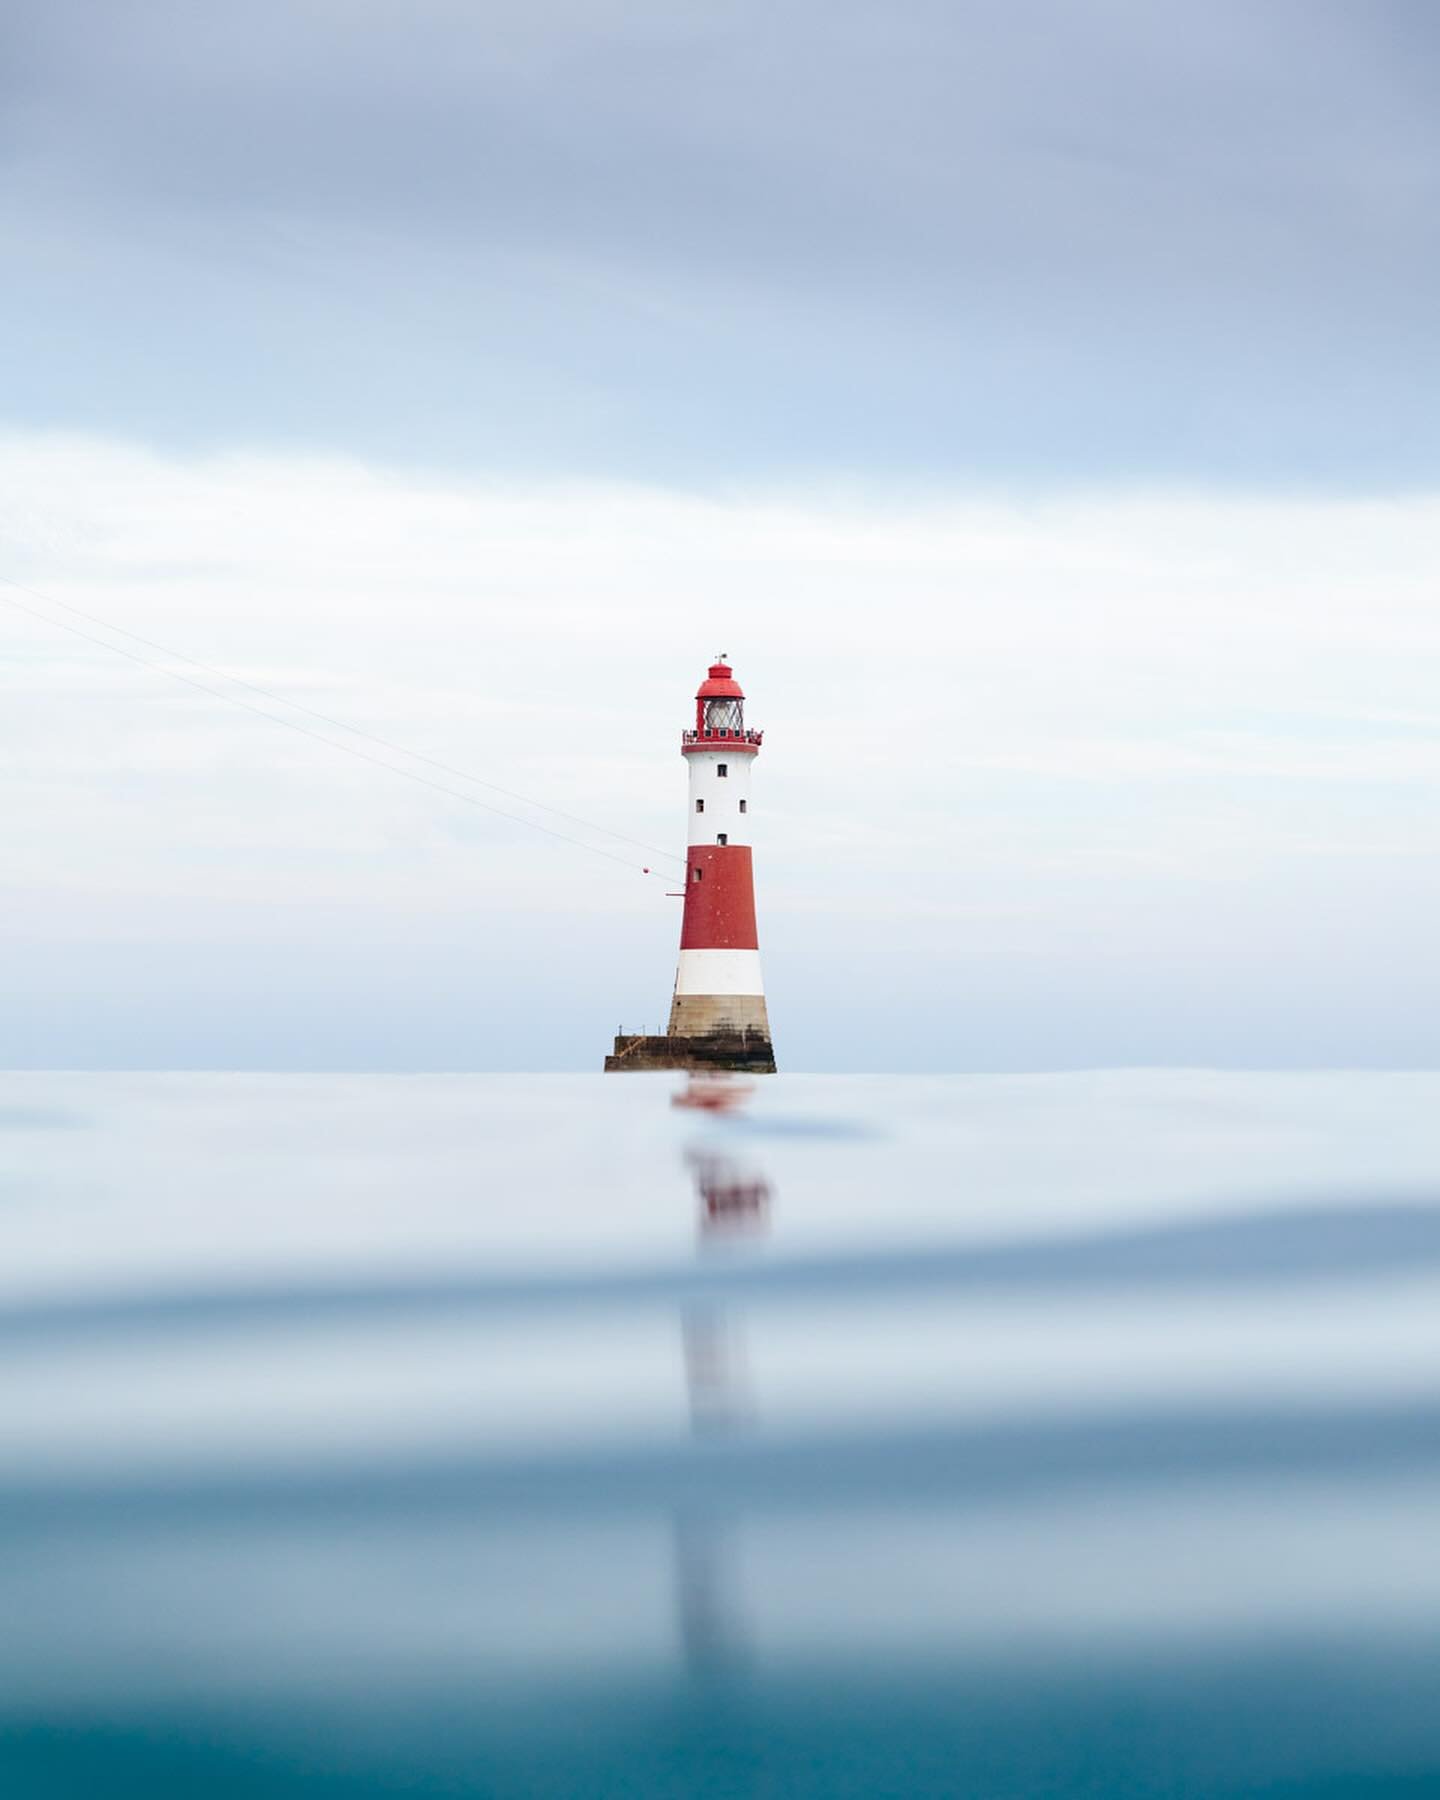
703 697 743 733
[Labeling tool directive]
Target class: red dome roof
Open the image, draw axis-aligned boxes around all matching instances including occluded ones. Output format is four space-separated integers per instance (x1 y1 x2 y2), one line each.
696 659 744 700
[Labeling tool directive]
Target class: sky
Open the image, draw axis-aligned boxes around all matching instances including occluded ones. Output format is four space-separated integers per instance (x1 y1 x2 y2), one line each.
3 0 1439 1070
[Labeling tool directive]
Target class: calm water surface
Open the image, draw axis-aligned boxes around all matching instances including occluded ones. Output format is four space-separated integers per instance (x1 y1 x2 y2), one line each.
4 1071 1440 1796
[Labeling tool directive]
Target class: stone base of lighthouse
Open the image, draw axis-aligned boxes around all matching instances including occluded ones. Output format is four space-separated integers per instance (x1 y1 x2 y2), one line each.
602 987 775 1072
667 993 771 1038
604 995 774 1072
603 1029 776 1074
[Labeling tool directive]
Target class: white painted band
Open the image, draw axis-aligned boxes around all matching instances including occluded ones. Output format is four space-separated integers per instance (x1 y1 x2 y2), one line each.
674 948 766 996
686 748 752 848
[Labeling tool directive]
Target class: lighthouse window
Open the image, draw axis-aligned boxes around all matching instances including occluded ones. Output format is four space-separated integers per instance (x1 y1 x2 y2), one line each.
704 697 744 734
739 799 747 813
691 866 702 882
717 763 728 778
695 798 704 813
716 833 728 845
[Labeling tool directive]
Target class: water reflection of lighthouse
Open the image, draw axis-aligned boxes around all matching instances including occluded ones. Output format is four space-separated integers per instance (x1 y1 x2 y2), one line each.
672 1077 772 1676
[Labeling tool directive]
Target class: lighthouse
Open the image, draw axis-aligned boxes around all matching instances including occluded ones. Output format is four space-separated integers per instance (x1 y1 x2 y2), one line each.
605 658 776 1073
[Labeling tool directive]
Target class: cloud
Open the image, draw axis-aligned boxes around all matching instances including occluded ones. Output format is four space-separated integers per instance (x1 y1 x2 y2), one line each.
1 1 1437 480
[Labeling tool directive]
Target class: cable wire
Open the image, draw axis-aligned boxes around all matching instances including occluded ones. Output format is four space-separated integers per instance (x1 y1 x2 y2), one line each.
0 577 681 882
0 572 681 866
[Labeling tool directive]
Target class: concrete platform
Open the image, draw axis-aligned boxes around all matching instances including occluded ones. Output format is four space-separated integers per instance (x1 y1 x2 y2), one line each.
603 1032 777 1073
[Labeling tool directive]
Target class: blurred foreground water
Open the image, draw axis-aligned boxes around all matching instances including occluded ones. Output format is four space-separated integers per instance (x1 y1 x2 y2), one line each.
6 1070 1440 1797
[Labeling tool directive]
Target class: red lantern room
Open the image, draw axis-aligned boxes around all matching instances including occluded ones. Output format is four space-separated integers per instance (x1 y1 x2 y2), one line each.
684 657 764 752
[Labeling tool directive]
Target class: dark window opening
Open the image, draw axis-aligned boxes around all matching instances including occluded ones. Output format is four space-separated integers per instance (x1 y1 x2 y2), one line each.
716 833 728 845
695 798 704 813
691 866 702 882
717 763 728 778
739 799 747 813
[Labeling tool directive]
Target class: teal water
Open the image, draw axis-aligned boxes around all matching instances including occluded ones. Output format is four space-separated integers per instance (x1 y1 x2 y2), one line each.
5 1071 1440 1796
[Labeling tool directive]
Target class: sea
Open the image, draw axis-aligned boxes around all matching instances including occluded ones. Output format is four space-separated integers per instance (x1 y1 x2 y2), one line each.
5 1069 1440 1797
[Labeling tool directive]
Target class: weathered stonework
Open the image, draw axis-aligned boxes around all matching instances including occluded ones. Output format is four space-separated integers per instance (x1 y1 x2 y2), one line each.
666 993 772 1038
603 1031 777 1074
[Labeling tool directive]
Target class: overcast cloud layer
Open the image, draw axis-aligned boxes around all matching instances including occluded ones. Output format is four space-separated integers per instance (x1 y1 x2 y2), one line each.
3 0 1438 482
3 6 1438 1069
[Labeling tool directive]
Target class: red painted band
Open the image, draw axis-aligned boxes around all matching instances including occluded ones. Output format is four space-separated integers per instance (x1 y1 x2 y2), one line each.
679 845 759 950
